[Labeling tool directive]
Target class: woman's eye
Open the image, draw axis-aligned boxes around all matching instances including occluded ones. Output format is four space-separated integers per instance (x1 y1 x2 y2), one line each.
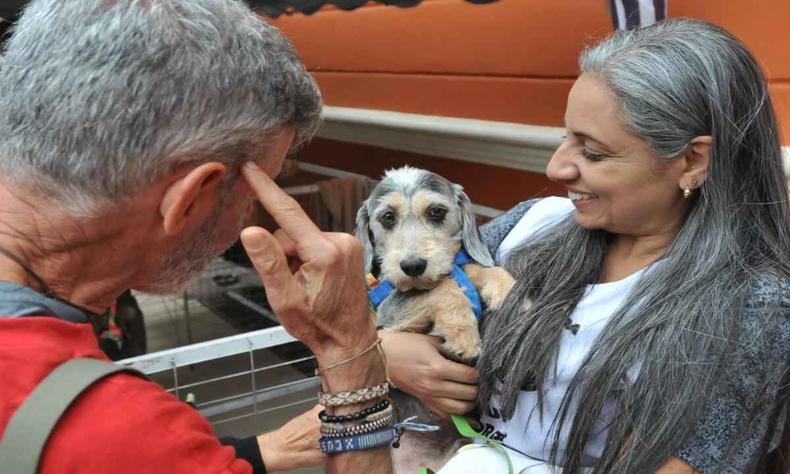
378 212 396 227
580 148 607 162
427 207 447 222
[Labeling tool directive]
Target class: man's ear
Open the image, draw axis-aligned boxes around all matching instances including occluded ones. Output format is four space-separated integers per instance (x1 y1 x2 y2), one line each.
159 162 226 236
679 135 712 190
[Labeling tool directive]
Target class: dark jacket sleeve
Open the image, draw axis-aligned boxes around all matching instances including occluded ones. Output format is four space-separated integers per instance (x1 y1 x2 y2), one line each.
219 437 267 474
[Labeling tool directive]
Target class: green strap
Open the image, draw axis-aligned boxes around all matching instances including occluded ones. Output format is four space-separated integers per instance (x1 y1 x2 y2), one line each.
0 357 145 474
415 415 514 474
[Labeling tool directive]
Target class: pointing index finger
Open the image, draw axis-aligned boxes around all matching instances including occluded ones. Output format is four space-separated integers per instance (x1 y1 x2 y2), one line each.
242 161 323 248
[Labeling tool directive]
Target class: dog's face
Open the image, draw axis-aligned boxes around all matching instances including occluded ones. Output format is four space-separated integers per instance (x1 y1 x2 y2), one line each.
355 167 494 291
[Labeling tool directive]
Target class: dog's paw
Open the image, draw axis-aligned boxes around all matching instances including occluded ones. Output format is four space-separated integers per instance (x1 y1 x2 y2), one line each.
440 333 482 362
484 267 516 310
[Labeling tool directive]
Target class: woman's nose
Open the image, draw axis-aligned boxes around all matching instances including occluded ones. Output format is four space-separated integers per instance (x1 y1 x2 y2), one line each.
546 144 579 183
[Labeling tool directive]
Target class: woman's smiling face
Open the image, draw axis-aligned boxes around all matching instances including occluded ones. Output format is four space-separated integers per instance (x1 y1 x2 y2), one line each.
546 73 689 238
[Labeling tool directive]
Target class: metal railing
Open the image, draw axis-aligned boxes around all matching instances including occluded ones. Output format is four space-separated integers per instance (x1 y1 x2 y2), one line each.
120 325 320 429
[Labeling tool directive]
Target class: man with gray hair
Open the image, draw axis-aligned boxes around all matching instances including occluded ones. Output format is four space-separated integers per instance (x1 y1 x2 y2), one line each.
0 1 390 473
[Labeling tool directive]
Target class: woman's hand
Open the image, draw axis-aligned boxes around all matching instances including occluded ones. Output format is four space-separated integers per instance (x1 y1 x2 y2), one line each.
380 331 479 418
258 405 325 471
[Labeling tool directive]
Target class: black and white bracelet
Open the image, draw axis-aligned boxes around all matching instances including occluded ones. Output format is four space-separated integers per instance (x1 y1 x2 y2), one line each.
320 413 395 437
318 399 389 423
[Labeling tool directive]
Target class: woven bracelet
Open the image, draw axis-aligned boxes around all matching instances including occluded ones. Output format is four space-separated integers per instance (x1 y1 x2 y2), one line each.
319 399 389 423
319 427 396 454
318 381 389 407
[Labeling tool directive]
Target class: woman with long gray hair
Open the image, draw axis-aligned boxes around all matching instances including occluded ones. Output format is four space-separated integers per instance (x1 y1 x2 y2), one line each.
385 18 790 473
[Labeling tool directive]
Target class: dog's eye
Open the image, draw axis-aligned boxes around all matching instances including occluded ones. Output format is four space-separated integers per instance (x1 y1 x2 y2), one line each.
427 207 447 222
378 211 396 227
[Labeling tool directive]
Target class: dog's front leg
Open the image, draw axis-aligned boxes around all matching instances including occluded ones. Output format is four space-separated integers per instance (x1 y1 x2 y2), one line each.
383 291 437 334
426 278 482 362
463 264 516 310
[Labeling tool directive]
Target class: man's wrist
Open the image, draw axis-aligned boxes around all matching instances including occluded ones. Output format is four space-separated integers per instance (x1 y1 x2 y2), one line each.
314 327 388 416
257 432 280 472
312 315 378 365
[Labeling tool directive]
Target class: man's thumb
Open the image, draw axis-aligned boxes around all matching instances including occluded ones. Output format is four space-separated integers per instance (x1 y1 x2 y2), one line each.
241 226 289 289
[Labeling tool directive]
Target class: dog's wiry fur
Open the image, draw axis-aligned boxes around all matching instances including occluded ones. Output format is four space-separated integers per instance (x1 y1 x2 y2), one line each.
355 166 515 472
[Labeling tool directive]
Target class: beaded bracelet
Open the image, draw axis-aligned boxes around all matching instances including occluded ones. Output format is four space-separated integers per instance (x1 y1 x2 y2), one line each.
320 406 394 433
320 414 395 437
318 381 389 407
318 399 389 423
356 405 393 423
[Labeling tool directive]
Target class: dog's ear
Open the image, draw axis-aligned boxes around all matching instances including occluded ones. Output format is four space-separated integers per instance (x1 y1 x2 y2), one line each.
354 201 376 274
453 184 495 267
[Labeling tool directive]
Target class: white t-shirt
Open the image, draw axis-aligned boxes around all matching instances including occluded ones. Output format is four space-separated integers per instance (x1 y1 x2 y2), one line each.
480 197 648 464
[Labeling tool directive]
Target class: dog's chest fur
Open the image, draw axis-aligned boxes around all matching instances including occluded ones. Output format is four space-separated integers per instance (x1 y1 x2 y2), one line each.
376 289 422 328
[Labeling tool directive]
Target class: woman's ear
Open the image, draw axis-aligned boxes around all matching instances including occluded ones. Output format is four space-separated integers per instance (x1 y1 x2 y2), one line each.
679 135 712 190
159 162 226 236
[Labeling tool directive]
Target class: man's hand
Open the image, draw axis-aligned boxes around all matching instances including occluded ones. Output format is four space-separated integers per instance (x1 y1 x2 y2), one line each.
380 331 479 418
240 161 375 361
241 162 391 473
257 405 325 472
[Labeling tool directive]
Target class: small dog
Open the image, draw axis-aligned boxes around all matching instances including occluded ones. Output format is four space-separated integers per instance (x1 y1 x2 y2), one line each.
355 166 515 472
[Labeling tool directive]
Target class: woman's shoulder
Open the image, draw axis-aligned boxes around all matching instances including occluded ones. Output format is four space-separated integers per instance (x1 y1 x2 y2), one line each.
479 199 535 256
675 274 790 471
745 273 790 310
480 197 574 264
738 273 790 358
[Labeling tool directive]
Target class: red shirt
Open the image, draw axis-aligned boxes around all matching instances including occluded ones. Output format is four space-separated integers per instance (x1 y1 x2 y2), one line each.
0 317 252 474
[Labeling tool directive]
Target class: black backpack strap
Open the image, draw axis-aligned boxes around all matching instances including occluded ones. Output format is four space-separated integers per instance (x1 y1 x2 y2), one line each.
0 357 145 474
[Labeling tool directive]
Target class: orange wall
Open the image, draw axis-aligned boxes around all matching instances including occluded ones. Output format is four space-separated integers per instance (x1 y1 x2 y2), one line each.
272 0 790 204
270 0 790 142
292 138 565 210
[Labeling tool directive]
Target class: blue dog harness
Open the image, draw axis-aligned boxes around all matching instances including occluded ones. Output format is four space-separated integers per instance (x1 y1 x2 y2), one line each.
368 249 484 321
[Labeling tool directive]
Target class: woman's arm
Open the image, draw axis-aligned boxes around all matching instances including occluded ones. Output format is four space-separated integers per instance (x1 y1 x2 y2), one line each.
668 277 790 472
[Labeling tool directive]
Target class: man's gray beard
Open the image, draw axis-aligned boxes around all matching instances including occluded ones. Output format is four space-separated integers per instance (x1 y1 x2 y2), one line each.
138 178 250 296
137 213 222 295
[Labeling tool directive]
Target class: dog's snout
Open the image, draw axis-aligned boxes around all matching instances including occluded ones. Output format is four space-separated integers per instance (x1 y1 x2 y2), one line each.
400 258 428 277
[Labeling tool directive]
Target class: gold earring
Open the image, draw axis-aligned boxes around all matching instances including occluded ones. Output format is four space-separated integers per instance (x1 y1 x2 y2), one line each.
683 187 692 199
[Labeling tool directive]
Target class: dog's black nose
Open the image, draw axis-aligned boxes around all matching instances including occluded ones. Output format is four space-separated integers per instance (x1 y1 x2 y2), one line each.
400 258 427 277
